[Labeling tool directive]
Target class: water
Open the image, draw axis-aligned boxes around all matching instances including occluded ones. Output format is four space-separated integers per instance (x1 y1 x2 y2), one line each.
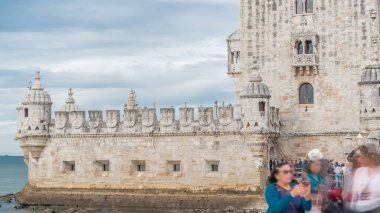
0 155 30 213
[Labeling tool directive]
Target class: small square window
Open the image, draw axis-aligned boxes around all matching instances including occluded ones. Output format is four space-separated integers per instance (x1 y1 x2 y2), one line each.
211 164 219 172
131 160 146 173
173 164 181 172
95 160 110 172
206 160 220 173
63 161 75 172
137 164 145 172
167 160 181 174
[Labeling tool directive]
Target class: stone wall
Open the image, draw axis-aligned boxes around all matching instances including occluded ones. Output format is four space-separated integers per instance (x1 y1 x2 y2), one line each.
230 0 377 134
276 134 349 162
30 133 271 192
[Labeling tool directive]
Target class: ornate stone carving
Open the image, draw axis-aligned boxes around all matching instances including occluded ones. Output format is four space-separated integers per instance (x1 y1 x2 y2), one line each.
198 107 213 126
142 108 156 127
179 108 194 127
291 31 318 45
160 108 175 127
55 111 68 129
124 109 139 128
127 89 138 110
106 110 120 128
70 111 85 129
218 105 233 126
293 54 317 66
248 56 260 71
89 111 102 129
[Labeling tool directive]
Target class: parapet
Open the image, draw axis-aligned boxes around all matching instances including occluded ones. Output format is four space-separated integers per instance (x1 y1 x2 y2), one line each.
51 104 280 135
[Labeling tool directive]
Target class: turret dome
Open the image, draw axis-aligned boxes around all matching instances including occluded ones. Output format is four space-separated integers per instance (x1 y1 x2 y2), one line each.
22 71 52 104
360 64 380 84
241 74 271 98
61 88 80 112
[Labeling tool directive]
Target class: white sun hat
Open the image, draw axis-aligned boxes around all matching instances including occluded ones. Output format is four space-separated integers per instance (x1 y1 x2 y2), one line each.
308 149 324 161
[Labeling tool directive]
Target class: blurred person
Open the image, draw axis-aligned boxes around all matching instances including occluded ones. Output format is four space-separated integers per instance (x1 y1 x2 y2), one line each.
265 162 312 213
290 160 295 172
334 163 343 188
297 159 303 169
304 149 334 213
346 144 380 213
341 163 347 175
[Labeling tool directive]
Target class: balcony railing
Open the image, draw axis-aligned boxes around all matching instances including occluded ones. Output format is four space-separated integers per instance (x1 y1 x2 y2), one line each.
293 54 317 67
292 54 318 76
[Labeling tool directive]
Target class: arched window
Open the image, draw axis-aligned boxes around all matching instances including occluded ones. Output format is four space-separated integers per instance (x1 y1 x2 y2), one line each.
297 42 304 54
299 83 314 104
306 0 313 13
296 0 303 14
305 40 313 54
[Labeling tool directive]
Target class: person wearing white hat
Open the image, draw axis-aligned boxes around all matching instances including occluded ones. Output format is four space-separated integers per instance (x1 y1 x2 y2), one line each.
304 149 332 213
308 149 324 161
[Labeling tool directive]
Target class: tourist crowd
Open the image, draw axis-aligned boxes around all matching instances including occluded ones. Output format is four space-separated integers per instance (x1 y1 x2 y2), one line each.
265 144 380 213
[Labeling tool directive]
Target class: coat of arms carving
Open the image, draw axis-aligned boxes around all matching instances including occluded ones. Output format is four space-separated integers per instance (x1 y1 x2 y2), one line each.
142 108 156 127
70 111 85 129
89 111 102 129
55 111 67 129
106 110 120 128
218 106 233 126
160 108 175 127
179 108 194 127
198 107 213 126
124 109 139 128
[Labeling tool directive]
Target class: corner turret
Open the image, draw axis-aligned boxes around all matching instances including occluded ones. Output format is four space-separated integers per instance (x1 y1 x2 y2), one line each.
16 71 52 135
16 71 52 167
240 73 271 131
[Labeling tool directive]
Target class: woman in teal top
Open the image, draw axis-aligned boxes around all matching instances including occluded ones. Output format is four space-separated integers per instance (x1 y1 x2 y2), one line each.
265 163 312 213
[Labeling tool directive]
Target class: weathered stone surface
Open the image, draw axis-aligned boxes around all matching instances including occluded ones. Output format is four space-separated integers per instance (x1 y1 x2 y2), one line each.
17 184 265 211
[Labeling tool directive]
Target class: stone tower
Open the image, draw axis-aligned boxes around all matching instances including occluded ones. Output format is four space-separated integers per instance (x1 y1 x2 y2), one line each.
16 71 52 178
17 71 52 133
228 0 380 159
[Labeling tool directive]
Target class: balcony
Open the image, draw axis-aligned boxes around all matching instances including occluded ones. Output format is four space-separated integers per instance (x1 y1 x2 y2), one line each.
292 54 318 76
227 64 241 76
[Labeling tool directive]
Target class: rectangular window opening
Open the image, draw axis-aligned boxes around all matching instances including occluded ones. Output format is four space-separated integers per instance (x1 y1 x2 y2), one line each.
206 160 220 173
137 164 145 172
96 160 110 172
24 108 29 117
173 164 181 172
211 164 219 172
63 161 75 172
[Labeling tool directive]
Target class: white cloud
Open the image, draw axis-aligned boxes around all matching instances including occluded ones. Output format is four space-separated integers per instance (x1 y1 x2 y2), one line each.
0 0 239 155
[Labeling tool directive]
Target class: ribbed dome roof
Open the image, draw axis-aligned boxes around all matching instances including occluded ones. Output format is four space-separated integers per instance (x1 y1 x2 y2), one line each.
61 88 80 112
22 71 52 104
360 64 380 83
241 74 271 98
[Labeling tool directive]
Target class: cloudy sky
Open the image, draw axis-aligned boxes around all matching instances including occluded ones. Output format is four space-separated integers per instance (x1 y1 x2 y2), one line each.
0 0 240 155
